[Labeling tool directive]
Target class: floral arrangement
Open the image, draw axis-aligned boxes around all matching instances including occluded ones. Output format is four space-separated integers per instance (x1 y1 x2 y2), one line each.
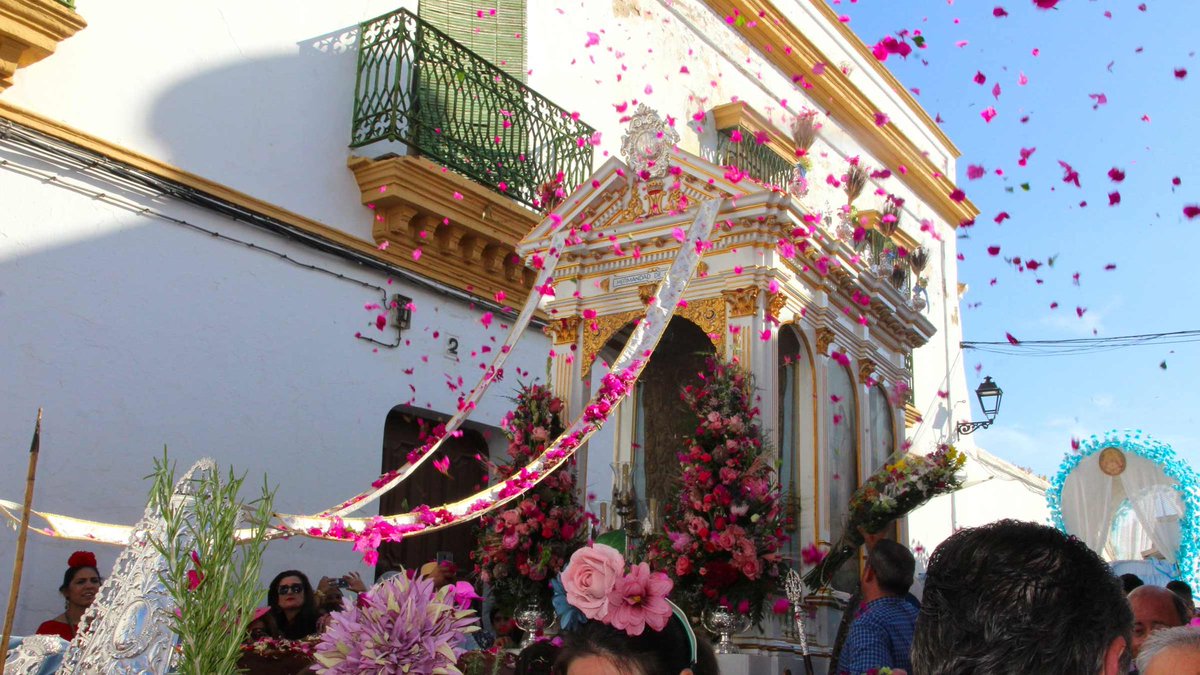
552 543 675 636
472 383 588 615
803 445 965 592
313 571 478 675
644 357 789 625
148 454 275 675
241 636 318 659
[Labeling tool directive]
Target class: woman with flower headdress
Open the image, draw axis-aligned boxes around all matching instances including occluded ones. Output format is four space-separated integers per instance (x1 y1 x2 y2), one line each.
36 550 101 641
543 543 720 675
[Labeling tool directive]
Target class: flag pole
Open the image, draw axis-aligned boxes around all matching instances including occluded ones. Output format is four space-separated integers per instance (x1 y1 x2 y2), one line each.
1 408 43 669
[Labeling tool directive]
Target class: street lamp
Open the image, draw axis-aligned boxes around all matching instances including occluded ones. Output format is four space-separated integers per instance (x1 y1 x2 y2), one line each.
956 376 1003 436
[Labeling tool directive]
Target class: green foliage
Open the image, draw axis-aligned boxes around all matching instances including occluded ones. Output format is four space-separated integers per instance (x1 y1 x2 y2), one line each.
149 452 275 675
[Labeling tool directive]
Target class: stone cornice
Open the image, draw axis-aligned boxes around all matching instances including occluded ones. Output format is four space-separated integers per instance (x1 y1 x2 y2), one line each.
348 155 540 303
702 0 979 227
0 0 85 91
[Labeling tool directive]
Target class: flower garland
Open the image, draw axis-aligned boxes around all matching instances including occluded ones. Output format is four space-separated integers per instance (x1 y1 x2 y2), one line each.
313 571 479 675
803 445 965 592
472 384 588 614
1046 429 1200 586
644 357 789 625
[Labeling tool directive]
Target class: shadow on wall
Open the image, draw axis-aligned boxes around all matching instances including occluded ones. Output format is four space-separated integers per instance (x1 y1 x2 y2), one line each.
146 25 371 237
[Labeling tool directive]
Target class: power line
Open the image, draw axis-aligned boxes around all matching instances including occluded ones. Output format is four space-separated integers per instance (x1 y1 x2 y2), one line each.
961 330 1200 357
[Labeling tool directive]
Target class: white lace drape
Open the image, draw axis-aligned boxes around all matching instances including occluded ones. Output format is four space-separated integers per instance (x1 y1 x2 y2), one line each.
1062 452 1184 564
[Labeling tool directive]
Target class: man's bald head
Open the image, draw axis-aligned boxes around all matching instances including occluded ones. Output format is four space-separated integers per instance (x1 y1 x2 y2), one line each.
1130 585 1189 657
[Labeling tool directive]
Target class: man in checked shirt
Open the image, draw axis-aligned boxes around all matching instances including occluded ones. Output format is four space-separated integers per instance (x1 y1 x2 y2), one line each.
836 538 919 675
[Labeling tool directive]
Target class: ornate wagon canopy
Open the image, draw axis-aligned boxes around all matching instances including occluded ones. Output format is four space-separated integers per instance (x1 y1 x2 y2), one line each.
1047 430 1200 584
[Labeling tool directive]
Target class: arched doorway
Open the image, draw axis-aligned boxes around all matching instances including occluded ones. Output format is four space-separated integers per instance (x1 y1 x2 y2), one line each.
376 408 488 579
778 325 815 558
628 317 716 520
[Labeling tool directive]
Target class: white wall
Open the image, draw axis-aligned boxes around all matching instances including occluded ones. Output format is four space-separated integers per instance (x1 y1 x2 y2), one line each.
0 148 549 633
4 0 412 241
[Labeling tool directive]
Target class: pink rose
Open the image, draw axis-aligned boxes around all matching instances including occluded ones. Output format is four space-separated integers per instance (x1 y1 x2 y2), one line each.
562 544 625 621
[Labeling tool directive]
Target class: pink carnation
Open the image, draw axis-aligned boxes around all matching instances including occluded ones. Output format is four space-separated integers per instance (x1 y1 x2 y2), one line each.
606 563 674 636
561 544 625 621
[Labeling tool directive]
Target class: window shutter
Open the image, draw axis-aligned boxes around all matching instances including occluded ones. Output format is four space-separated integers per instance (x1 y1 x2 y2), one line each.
418 0 526 82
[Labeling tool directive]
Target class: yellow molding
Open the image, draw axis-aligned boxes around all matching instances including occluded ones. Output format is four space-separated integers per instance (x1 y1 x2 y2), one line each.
711 100 799 168
347 154 539 303
0 100 522 305
803 0 959 158
0 0 85 91
702 0 979 227
904 402 922 428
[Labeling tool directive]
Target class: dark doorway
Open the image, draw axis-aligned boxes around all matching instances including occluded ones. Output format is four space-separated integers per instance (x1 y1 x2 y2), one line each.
633 317 715 515
376 408 488 579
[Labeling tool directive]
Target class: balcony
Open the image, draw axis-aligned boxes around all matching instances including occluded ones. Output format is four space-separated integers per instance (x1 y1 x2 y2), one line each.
709 101 806 190
351 7 594 211
0 0 86 91
715 126 797 187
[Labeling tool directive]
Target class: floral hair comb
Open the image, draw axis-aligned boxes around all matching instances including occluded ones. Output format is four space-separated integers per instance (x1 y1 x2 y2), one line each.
551 543 698 666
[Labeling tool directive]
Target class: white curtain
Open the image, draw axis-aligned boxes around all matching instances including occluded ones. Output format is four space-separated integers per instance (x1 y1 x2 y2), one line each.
1062 452 1183 564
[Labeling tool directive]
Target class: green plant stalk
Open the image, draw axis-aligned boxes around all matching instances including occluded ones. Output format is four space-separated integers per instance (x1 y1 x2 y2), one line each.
149 452 275 675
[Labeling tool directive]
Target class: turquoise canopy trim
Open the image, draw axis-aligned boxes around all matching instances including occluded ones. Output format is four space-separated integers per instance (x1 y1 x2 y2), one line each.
1047 430 1200 585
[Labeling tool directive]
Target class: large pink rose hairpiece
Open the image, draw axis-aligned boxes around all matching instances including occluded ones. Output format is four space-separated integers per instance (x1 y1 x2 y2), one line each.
557 543 674 637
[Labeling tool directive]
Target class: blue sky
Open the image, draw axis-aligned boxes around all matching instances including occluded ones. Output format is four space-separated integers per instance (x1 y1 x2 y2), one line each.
829 0 1200 477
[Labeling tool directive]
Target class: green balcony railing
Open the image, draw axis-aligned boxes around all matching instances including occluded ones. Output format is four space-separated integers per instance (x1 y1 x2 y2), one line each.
351 8 595 210
715 126 797 188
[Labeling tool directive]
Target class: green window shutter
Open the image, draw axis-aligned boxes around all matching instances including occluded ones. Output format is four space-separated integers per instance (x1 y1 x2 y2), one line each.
418 0 526 81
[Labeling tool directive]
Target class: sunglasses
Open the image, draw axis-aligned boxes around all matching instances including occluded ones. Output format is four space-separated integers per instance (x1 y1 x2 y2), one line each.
277 583 305 596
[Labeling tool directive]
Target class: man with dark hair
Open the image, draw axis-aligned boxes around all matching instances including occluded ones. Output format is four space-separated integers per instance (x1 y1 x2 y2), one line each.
1129 585 1189 661
836 539 918 675
1122 573 1146 594
1166 580 1195 620
911 520 1131 675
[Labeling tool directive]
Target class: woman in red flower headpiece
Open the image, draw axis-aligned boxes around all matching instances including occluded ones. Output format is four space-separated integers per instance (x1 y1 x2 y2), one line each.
36 550 101 641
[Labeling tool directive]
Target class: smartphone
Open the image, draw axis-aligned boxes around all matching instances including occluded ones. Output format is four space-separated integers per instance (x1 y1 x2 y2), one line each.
330 578 349 589
436 552 454 564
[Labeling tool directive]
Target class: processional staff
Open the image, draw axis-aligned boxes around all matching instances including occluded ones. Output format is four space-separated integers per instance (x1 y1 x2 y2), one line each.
0 408 43 672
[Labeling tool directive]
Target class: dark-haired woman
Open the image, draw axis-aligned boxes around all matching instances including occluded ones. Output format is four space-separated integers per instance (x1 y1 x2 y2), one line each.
553 616 720 675
266 570 320 639
36 551 101 641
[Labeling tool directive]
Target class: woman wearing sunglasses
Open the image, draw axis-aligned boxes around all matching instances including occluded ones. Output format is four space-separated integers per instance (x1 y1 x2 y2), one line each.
265 570 320 639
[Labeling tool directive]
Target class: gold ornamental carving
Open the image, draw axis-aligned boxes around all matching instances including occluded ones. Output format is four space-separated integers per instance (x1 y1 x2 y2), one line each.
722 287 760 318
858 358 876 386
638 283 657 305
815 327 836 356
543 316 581 345
766 291 787 321
677 296 727 355
1098 447 1127 477
581 310 642 376
580 297 727 376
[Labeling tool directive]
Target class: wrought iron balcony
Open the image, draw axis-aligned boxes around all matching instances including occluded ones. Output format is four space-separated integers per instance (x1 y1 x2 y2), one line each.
351 8 595 211
715 126 797 188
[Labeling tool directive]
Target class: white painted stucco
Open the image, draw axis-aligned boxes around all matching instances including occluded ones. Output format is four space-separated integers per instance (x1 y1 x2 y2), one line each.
0 0 1043 639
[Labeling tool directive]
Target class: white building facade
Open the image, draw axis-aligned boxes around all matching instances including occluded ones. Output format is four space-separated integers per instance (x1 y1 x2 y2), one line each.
0 0 1047 661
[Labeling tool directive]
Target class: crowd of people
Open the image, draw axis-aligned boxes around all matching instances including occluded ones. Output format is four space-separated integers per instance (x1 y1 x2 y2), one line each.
32 519 1200 674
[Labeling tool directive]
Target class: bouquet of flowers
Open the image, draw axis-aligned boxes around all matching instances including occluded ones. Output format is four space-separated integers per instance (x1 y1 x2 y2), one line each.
471 383 587 614
644 358 790 625
802 445 965 592
313 572 478 675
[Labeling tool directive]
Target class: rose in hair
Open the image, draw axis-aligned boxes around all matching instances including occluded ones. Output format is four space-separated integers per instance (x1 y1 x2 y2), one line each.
561 544 624 622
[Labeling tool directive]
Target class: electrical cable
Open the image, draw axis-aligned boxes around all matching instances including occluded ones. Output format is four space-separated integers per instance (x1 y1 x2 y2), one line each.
962 330 1200 357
